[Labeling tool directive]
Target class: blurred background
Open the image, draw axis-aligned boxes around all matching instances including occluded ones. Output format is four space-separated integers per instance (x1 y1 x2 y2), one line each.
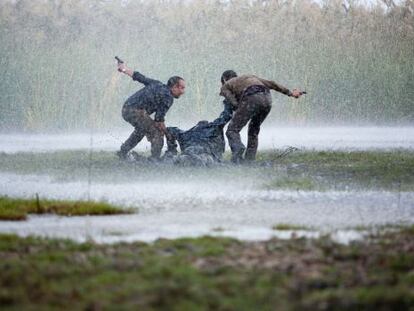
0 0 413 132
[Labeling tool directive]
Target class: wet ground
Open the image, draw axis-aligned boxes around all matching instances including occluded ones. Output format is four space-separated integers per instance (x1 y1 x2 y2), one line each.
0 127 413 243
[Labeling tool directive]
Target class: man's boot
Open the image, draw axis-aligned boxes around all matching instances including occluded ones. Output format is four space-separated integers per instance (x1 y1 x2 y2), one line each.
116 150 125 159
116 149 129 160
231 147 245 164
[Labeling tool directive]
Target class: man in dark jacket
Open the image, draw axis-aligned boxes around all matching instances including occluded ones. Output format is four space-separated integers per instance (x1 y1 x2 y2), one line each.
219 70 302 163
117 62 185 160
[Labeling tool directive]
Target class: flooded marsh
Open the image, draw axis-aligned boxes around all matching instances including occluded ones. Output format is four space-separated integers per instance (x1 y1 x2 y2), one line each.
1 0 414 308
0 128 413 243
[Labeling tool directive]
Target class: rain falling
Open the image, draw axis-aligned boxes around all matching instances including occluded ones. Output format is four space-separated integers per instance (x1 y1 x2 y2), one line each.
0 0 414 309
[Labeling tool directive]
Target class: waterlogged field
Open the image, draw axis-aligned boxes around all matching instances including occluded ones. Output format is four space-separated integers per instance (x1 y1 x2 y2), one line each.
0 127 413 242
0 130 413 242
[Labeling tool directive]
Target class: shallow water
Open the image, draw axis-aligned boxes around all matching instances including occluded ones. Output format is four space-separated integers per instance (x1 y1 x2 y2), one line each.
1 126 413 153
0 126 413 243
0 172 412 243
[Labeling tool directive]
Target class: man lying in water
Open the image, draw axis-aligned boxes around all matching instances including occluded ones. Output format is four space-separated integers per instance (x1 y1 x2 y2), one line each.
123 117 226 166
164 118 227 166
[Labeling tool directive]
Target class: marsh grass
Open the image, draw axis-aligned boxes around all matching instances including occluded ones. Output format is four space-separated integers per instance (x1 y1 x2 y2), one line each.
263 150 414 191
0 226 413 310
0 196 134 221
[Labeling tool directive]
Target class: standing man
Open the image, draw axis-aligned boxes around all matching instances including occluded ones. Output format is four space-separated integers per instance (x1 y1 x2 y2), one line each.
219 70 302 163
116 61 185 160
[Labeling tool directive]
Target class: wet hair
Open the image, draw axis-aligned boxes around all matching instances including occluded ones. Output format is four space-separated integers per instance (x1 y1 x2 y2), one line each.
221 70 237 84
167 76 184 88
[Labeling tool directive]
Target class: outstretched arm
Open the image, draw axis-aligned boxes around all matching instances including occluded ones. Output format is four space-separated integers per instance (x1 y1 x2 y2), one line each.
154 121 175 142
257 77 302 98
212 99 233 126
117 63 158 86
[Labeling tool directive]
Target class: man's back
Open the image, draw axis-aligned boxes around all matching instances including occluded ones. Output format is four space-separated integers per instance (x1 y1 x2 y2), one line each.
124 72 174 122
223 75 265 96
221 74 291 108
168 121 226 161
126 82 170 108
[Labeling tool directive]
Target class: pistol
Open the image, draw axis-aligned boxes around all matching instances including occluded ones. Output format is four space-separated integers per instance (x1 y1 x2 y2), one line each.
115 56 124 64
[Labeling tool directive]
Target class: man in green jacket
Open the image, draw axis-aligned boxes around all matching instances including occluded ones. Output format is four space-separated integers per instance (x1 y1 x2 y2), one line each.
219 70 303 163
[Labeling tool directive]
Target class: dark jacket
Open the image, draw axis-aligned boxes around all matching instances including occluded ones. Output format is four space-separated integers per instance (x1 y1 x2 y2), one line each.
124 72 174 122
167 121 226 161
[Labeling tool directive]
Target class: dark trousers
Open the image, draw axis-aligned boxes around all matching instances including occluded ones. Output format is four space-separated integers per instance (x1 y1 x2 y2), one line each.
120 105 164 158
226 92 272 161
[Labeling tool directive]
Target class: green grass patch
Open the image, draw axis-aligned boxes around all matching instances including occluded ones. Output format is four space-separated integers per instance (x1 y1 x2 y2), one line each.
264 149 414 191
1 226 414 310
0 196 134 221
